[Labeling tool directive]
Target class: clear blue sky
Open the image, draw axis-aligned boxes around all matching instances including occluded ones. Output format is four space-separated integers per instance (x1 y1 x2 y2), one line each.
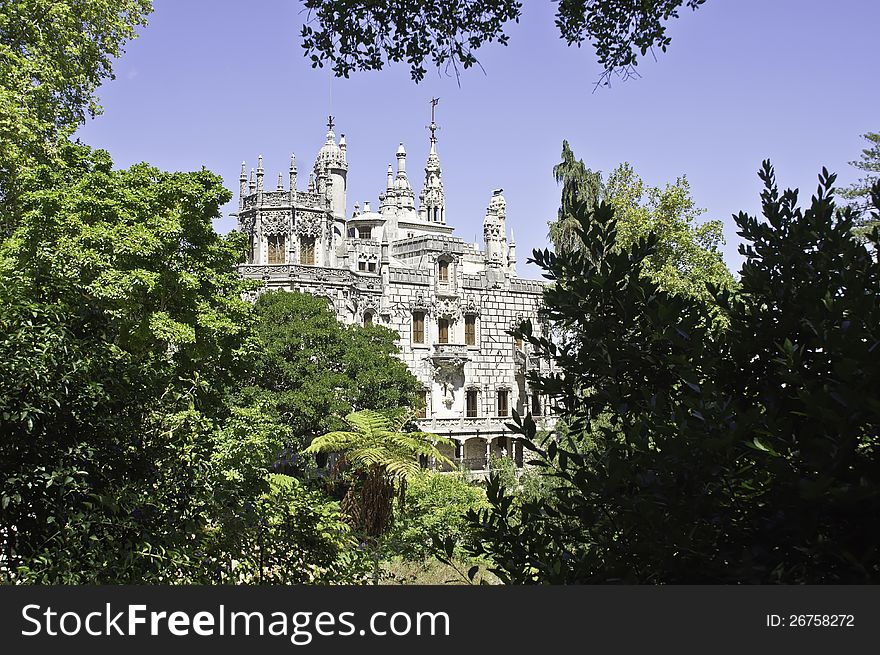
76 0 880 279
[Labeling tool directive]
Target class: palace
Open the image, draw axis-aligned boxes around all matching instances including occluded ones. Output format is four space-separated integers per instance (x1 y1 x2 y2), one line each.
235 108 553 470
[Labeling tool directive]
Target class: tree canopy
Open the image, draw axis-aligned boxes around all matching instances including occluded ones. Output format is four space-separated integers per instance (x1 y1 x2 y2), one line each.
300 0 707 84
840 131 880 240
547 142 734 319
232 290 422 451
459 164 880 584
0 142 259 582
0 0 153 236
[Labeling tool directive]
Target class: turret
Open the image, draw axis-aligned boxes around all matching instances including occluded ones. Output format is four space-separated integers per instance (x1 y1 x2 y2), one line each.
312 117 348 220
289 153 297 197
256 154 264 198
483 189 508 267
239 161 247 209
394 143 415 211
248 169 256 195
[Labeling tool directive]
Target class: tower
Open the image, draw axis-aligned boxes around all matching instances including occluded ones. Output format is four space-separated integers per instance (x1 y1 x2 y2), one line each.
313 116 348 222
483 189 508 269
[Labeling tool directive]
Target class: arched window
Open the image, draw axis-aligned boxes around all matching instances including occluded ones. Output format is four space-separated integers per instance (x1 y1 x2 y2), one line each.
412 311 425 344
300 237 315 265
438 259 449 282
465 315 477 346
466 389 479 418
497 389 509 417
267 235 285 264
438 318 449 344
363 312 374 327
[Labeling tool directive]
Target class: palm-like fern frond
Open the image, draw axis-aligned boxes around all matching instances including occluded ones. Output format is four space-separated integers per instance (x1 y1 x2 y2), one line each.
304 409 454 480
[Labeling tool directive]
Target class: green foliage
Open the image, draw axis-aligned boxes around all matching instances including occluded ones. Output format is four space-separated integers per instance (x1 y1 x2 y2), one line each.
840 132 880 239
305 409 453 537
385 471 488 561
548 143 735 324
604 162 736 317
548 140 604 255
212 473 372 584
0 0 153 235
0 143 258 582
461 163 880 584
300 1 706 84
233 290 422 448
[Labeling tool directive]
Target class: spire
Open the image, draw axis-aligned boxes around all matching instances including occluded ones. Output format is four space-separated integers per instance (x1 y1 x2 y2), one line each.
421 98 445 223
256 154 264 194
396 143 408 176
239 161 247 207
394 143 415 210
248 168 256 194
386 164 393 190
289 153 297 193
276 172 283 191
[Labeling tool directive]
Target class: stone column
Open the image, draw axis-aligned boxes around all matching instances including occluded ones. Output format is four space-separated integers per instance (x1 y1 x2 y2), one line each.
485 439 492 470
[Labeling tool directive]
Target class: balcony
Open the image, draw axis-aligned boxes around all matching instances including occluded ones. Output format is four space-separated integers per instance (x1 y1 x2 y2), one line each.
431 343 469 363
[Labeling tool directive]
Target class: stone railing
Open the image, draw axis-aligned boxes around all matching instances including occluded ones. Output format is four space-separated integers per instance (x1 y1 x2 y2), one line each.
260 191 288 207
417 416 508 434
295 191 325 208
389 268 430 285
418 414 558 435
237 263 354 285
432 343 469 360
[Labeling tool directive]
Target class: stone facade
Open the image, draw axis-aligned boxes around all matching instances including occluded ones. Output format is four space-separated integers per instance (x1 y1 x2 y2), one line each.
235 116 554 470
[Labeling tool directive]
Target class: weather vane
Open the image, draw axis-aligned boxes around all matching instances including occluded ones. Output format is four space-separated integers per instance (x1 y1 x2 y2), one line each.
428 98 440 141
327 115 334 132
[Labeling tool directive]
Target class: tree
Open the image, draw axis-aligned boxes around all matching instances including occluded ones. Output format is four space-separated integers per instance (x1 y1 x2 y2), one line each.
548 143 735 322
457 164 880 584
604 162 735 312
0 0 152 235
0 142 260 582
548 140 604 255
305 409 453 538
232 290 423 456
840 132 880 240
300 0 707 84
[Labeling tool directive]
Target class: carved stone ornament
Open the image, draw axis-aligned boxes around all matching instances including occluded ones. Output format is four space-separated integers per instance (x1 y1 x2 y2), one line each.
411 292 431 314
261 191 286 207
462 296 480 315
295 211 323 238
238 212 256 235
433 297 461 320
483 221 502 240
261 211 290 236
427 354 467 409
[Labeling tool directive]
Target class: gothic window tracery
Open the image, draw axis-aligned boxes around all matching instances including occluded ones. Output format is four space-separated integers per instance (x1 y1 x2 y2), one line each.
267 235 285 264
300 237 316 265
